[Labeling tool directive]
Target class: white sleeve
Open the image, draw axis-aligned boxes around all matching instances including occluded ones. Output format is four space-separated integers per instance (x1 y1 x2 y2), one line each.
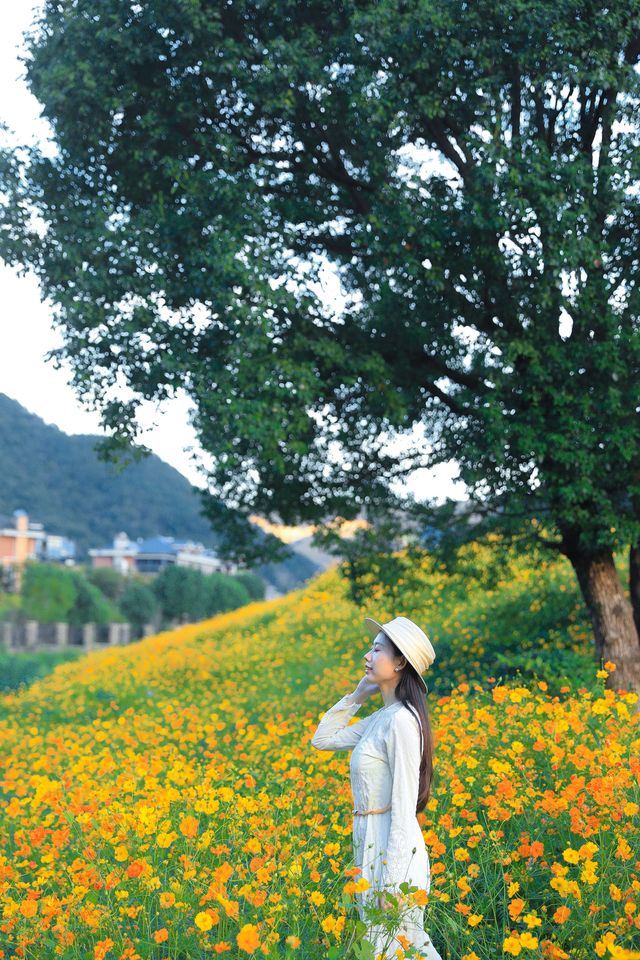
381 706 422 894
310 693 377 751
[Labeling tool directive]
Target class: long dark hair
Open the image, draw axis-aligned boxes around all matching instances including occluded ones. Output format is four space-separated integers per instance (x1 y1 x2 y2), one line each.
387 635 434 813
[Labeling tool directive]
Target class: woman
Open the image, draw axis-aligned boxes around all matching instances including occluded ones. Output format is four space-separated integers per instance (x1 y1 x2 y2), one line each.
311 615 443 960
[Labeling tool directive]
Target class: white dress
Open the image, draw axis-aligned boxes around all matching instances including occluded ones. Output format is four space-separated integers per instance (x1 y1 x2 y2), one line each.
311 693 443 960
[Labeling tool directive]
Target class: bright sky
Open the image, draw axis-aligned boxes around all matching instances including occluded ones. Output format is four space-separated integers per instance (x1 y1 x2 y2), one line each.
0 0 467 508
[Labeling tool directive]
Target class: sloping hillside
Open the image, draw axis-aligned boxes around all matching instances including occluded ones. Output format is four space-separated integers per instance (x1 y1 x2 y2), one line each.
1 541 638 959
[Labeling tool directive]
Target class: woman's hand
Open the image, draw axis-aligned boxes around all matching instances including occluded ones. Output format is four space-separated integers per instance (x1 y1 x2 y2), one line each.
351 674 380 705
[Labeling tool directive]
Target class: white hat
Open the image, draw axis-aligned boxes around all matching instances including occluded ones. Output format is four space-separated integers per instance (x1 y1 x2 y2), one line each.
364 615 436 693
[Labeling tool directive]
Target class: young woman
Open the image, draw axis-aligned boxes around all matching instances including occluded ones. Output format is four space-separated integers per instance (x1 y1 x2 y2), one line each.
311 615 443 960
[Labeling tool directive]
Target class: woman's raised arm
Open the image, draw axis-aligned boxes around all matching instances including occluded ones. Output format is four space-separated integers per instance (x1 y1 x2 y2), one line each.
310 692 378 751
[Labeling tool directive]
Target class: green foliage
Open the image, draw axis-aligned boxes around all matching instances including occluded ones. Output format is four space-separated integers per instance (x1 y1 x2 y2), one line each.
2 1 640 570
0 648 83 693
21 563 121 624
0 593 20 620
381 536 600 698
68 576 119 625
85 566 127 602
118 581 159 631
230 571 266 601
204 573 251 616
152 566 206 623
21 564 77 622
152 565 252 625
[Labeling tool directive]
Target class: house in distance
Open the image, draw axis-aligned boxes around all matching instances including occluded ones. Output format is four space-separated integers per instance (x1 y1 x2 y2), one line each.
89 532 237 577
0 509 76 590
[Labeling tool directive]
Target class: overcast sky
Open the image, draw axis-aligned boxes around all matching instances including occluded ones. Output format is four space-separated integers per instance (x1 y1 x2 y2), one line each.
0 0 467 508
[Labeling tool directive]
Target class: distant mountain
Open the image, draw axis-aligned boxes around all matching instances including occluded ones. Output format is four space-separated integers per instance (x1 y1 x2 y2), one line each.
0 393 327 593
0 393 222 553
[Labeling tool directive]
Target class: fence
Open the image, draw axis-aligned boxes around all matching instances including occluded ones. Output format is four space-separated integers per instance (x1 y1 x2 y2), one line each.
0 620 156 652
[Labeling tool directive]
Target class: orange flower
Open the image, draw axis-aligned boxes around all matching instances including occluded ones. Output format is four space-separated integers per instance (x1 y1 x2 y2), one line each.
509 899 525 920
236 924 261 953
180 815 199 839
153 929 169 943
19 899 38 918
553 906 571 924
94 939 115 960
412 888 429 907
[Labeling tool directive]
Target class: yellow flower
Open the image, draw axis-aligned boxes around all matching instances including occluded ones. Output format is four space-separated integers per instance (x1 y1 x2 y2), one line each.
157 831 177 849
562 848 580 864
520 932 539 949
194 911 213 931
503 936 521 956
114 845 129 862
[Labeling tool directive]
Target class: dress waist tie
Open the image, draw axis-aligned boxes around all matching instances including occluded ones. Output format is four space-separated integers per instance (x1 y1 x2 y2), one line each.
353 803 391 816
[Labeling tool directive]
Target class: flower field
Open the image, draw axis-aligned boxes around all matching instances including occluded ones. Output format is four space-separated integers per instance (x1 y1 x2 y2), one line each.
1 543 639 959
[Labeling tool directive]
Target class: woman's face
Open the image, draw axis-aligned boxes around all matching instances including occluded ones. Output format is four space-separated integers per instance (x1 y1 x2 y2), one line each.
363 631 402 684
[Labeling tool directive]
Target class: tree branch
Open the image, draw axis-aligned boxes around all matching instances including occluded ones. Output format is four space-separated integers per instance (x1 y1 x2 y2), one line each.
624 33 640 64
421 380 472 417
423 117 470 181
510 60 521 149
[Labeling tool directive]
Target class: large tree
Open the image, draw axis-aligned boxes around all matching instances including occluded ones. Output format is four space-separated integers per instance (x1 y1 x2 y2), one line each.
2 0 640 693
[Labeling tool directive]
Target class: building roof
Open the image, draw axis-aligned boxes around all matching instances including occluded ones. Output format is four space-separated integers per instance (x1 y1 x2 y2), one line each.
0 509 45 534
0 524 46 540
136 536 179 556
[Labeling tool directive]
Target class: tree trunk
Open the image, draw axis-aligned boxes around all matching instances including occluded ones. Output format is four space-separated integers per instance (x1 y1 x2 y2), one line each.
562 541 640 699
629 542 640 638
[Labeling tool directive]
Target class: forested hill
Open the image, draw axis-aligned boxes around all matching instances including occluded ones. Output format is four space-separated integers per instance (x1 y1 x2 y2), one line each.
0 393 228 554
0 394 325 589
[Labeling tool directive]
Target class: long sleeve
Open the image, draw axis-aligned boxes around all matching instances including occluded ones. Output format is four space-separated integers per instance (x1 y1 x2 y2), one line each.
310 693 377 751
381 706 423 894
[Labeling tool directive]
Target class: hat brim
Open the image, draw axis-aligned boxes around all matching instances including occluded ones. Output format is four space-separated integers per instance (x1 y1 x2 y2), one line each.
364 617 428 693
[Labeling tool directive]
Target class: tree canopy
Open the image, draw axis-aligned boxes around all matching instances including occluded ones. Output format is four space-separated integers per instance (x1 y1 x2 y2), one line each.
3 1 640 687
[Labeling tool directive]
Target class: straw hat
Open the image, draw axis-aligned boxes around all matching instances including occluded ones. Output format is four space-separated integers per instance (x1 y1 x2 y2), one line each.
364 615 436 693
